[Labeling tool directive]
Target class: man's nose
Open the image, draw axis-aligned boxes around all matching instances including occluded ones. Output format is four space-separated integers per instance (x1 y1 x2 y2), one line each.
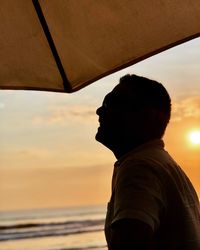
96 106 103 116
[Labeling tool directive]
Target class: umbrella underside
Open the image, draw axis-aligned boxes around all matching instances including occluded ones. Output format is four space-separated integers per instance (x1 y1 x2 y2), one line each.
0 0 199 93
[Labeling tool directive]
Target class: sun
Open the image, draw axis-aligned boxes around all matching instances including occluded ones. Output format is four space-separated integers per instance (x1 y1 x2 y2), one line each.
188 130 200 145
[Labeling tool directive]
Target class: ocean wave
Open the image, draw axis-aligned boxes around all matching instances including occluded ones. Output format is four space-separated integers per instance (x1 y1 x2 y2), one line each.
0 219 105 241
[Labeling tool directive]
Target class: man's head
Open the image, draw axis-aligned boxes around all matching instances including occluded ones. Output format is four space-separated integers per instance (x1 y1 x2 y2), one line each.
96 74 171 157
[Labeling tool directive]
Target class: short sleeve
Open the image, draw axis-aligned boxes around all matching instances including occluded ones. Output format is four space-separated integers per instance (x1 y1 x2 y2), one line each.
112 160 166 232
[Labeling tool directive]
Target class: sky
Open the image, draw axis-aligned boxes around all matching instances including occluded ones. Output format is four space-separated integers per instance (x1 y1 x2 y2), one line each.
0 37 200 211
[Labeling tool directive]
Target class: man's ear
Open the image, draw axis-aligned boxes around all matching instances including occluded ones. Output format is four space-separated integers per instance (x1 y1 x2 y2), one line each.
133 108 161 138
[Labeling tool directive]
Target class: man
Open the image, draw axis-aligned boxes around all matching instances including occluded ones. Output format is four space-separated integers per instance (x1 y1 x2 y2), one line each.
95 74 200 250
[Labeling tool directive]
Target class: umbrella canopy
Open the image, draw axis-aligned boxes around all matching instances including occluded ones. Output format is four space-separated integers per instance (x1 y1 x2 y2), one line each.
0 0 199 93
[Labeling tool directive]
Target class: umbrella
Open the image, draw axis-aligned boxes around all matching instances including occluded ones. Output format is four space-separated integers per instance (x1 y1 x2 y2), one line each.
0 0 199 93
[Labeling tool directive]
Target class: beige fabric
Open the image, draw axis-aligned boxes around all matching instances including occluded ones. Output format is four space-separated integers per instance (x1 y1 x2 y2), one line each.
0 0 200 92
0 0 63 91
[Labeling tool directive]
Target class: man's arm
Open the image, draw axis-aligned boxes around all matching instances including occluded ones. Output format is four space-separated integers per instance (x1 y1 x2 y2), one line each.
109 218 154 250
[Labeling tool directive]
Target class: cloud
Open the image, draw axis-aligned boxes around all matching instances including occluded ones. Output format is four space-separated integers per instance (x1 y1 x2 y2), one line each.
3 147 51 160
16 149 48 158
0 147 52 169
33 95 200 125
172 96 200 122
33 104 97 125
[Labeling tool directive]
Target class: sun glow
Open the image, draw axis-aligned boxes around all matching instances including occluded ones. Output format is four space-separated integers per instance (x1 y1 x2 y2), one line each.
188 130 200 145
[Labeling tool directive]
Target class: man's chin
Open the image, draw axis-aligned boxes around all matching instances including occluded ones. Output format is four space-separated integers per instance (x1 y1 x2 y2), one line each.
95 127 107 144
95 128 113 150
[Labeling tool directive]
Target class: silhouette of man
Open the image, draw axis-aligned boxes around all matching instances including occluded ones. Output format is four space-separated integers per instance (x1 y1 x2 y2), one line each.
96 74 200 250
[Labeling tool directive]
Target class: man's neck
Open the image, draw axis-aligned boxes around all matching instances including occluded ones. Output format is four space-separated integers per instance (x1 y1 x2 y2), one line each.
112 139 148 160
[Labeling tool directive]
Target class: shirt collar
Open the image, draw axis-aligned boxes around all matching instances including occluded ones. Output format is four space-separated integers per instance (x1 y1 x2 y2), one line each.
114 139 165 167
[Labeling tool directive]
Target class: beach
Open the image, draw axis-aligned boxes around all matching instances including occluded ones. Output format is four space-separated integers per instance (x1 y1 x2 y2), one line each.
0 205 107 250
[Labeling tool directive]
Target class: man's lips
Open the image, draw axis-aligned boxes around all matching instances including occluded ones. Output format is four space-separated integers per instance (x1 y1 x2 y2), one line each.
98 117 108 129
98 117 104 124
97 121 104 130
98 120 104 127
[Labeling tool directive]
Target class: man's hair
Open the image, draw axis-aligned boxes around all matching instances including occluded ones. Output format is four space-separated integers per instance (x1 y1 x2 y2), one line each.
119 74 171 138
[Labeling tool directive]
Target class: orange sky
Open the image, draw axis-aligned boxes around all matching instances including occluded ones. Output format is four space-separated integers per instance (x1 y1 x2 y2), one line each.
0 38 199 211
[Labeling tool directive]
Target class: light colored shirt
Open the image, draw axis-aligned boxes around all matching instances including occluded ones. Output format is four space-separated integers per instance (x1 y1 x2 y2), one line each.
105 139 200 249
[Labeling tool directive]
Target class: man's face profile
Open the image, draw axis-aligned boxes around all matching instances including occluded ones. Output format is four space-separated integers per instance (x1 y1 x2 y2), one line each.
95 83 137 150
95 91 118 149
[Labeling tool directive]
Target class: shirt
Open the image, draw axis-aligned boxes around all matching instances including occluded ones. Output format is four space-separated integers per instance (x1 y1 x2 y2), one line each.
105 139 200 249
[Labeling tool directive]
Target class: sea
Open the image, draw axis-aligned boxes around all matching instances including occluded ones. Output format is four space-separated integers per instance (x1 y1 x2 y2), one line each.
0 205 107 250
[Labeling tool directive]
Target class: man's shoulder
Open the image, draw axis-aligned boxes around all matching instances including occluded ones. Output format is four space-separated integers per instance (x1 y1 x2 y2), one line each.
116 140 179 185
120 140 174 169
